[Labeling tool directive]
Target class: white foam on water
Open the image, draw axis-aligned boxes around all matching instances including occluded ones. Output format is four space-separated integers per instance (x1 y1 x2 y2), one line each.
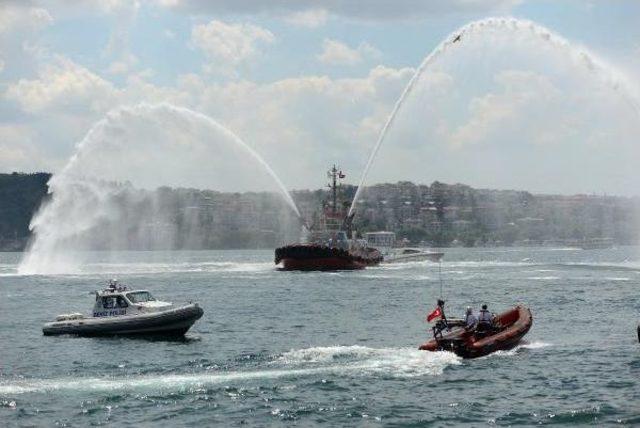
0 272 20 277
0 263 20 276
445 261 535 269
521 341 552 350
0 368 325 395
377 261 434 270
375 260 534 271
526 276 560 281
7 261 275 277
0 346 460 395
357 273 432 281
278 345 385 363
483 341 552 358
276 345 461 377
560 261 640 271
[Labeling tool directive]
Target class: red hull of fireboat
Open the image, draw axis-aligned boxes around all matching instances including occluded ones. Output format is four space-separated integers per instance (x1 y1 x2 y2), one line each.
275 244 382 271
279 257 366 271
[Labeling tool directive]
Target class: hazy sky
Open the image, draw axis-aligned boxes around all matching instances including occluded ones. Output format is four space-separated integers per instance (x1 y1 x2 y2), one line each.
1 0 640 195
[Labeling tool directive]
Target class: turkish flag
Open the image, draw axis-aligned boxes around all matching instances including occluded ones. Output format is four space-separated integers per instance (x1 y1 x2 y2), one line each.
426 306 442 322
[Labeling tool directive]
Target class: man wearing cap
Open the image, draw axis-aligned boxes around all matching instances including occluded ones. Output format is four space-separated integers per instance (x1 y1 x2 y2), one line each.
477 304 494 335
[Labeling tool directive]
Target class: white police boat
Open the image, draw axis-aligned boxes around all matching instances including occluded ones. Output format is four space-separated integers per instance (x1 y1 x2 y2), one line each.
43 280 204 337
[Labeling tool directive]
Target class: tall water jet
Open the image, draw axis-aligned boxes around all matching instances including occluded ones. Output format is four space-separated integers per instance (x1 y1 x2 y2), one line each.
19 103 301 275
349 17 640 216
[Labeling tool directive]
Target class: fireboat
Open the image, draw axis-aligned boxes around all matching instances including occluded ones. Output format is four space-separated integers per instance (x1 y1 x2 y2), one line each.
275 166 382 271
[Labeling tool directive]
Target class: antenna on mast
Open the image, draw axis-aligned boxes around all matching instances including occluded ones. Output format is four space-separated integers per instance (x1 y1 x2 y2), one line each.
438 260 443 300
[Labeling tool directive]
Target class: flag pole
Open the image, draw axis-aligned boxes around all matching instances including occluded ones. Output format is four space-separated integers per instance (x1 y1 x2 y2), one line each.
438 260 443 300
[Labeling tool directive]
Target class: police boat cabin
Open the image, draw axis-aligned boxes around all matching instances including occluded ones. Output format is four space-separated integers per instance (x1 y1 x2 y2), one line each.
92 281 170 318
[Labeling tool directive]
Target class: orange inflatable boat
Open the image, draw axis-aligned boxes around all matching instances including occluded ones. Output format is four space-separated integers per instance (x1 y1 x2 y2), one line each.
419 305 533 358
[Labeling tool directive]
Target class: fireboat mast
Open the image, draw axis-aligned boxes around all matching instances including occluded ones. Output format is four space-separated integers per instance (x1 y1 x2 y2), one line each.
328 165 339 216
326 165 355 237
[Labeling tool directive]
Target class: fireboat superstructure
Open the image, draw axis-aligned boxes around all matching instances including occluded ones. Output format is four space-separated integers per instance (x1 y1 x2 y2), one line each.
275 166 382 271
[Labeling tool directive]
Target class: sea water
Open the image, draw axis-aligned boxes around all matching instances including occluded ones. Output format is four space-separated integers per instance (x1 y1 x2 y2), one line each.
1 247 640 425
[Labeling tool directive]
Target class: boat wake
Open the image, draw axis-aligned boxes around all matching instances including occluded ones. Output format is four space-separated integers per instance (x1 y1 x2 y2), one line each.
551 262 640 272
276 345 460 377
483 341 552 358
4 261 274 277
0 346 460 395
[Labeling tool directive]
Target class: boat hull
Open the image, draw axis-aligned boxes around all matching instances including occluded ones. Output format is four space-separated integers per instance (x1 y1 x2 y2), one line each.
383 251 444 263
280 256 366 271
43 304 204 337
275 244 381 271
419 305 532 359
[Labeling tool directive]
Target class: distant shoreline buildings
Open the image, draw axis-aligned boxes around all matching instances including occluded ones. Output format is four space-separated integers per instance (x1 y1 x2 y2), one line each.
1 172 639 251
293 181 640 248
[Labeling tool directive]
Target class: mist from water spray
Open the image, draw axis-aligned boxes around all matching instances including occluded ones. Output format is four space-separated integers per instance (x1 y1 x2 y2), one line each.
348 16 640 217
19 103 301 275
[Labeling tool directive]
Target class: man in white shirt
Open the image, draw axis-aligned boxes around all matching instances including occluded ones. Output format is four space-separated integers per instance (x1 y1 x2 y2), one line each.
464 306 478 330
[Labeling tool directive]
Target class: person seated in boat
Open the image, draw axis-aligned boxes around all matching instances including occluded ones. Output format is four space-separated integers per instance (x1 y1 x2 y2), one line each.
476 304 494 335
464 306 478 330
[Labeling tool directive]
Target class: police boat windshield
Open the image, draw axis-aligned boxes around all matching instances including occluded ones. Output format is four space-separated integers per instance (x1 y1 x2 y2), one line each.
126 291 156 303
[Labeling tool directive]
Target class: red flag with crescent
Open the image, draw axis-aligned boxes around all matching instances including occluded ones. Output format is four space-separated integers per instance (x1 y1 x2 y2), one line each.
426 306 442 323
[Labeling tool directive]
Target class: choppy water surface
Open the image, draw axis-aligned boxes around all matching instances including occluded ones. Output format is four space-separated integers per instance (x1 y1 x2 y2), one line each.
2 247 640 426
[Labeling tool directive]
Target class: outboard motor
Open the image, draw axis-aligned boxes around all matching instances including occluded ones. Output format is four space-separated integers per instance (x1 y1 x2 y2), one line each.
436 337 468 356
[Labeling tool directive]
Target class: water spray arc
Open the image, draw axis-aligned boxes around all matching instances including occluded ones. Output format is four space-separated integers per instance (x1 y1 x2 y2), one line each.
165 104 301 218
19 103 301 275
347 17 640 218
61 103 301 219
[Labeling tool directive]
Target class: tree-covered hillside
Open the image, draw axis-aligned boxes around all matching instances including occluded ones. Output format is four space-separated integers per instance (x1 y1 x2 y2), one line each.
1 172 639 250
0 172 51 250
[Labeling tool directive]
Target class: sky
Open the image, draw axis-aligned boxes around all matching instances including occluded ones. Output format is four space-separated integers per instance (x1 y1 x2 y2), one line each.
1 0 640 195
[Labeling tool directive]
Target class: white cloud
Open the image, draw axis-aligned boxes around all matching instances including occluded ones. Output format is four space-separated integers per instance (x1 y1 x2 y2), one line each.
99 0 141 77
0 6 53 35
98 0 141 15
317 39 361 66
174 65 417 188
107 52 139 75
5 56 118 114
361 57 640 195
157 0 519 21
360 42 383 59
0 124 49 172
317 39 381 66
284 9 328 28
0 50 417 184
450 70 563 147
190 20 275 74
0 5 53 75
